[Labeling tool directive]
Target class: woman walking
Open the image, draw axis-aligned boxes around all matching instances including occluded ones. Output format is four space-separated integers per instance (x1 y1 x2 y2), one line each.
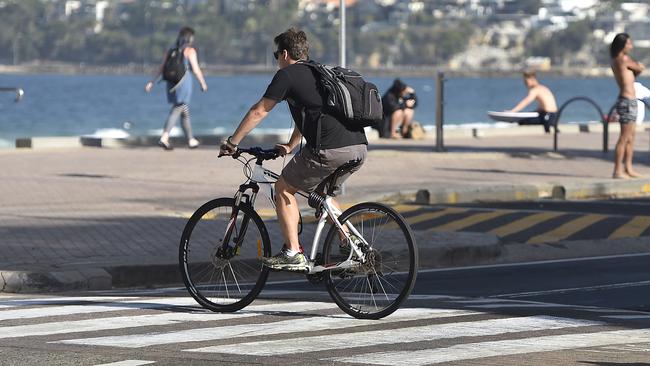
145 26 208 150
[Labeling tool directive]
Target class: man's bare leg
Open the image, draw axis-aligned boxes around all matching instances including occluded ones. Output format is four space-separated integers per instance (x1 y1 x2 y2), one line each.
275 177 301 252
390 110 404 139
624 125 642 177
613 123 633 178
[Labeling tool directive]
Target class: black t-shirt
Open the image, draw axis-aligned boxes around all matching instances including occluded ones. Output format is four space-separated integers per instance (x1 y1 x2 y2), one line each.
263 63 367 149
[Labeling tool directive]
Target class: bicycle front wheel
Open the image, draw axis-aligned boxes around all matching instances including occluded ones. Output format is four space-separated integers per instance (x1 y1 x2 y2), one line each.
323 202 418 319
179 198 271 312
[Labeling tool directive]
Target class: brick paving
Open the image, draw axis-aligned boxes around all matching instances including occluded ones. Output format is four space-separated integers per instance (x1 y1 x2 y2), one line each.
0 128 649 278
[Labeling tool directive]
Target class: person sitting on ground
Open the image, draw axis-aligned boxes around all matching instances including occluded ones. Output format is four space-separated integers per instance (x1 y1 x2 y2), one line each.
507 71 558 133
380 79 418 139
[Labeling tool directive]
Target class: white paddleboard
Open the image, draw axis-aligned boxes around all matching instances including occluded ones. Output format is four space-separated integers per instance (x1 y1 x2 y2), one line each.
487 111 539 123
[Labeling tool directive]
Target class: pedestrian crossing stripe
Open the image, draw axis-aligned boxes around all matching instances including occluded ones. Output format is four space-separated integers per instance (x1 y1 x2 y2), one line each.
327 329 650 365
0 296 136 308
0 301 335 339
0 295 649 364
0 297 200 321
185 316 601 356
94 361 155 366
53 307 477 348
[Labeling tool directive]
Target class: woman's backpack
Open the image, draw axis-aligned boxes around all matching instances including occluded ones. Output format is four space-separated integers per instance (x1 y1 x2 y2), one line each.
162 47 187 84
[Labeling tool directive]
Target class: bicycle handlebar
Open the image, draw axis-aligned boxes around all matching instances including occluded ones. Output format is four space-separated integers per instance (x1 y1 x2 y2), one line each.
218 146 281 161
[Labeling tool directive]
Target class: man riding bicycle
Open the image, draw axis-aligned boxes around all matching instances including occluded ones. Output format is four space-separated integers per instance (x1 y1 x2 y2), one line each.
219 28 368 272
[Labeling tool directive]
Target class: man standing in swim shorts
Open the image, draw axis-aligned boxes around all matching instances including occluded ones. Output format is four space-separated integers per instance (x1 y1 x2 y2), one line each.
611 33 644 179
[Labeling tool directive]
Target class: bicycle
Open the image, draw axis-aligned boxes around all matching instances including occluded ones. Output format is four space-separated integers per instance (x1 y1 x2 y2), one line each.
179 146 418 319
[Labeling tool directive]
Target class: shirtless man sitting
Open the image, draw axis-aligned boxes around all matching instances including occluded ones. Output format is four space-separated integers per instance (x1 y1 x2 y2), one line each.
610 33 645 179
508 71 558 133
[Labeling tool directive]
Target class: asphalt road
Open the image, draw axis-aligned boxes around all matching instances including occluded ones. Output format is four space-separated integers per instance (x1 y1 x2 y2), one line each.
2 250 649 365
2 197 649 365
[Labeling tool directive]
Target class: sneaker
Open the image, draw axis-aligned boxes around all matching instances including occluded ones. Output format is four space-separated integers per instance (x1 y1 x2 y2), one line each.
188 138 200 149
261 247 309 271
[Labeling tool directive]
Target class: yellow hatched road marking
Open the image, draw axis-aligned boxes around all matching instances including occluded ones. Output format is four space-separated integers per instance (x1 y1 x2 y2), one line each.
431 210 512 232
404 207 469 226
391 204 425 214
489 211 564 237
609 216 650 239
526 214 608 244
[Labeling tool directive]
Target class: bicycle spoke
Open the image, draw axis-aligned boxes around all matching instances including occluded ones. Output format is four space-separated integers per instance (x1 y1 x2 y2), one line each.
180 198 270 312
325 203 417 319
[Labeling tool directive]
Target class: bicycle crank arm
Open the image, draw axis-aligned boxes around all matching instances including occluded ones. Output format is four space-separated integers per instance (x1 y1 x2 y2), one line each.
308 260 360 274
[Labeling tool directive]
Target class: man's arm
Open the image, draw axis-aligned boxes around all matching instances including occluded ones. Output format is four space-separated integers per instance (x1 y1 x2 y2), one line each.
229 97 278 145
509 90 537 112
626 56 645 76
276 127 303 155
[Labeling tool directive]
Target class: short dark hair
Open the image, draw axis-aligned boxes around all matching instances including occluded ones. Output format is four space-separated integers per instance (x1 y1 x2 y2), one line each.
610 33 630 58
523 70 537 79
274 28 309 60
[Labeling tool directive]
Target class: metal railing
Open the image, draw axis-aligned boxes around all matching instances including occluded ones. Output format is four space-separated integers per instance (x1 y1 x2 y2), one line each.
0 87 24 102
553 96 607 152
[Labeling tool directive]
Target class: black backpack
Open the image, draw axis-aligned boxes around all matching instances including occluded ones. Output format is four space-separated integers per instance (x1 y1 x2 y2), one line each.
162 47 187 84
300 60 383 128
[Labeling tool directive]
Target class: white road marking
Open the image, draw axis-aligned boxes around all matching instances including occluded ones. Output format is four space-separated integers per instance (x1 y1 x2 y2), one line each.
603 315 650 320
328 329 650 365
0 297 200 321
54 308 477 348
186 316 600 356
494 280 650 298
93 361 155 366
0 302 335 339
0 296 136 307
469 303 575 309
418 252 650 273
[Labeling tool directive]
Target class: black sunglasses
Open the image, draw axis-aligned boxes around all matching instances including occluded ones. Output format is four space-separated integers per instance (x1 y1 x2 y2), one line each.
273 49 283 60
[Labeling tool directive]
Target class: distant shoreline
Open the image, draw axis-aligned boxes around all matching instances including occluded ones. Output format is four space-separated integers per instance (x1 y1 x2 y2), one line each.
0 62 614 78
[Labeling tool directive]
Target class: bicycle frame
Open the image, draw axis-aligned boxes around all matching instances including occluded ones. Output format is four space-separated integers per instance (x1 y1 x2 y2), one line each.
232 161 369 275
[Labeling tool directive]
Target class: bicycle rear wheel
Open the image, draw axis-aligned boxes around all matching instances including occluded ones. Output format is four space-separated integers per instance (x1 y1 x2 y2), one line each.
179 198 271 312
323 202 418 319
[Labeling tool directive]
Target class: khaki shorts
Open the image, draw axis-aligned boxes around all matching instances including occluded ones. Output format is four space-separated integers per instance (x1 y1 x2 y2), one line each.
281 144 367 193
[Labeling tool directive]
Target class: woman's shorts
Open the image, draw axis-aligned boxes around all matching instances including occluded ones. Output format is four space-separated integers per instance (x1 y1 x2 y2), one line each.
281 144 367 194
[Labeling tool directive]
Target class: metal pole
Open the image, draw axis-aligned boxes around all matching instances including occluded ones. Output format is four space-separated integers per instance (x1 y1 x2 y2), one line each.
339 0 346 68
435 72 446 152
603 113 609 153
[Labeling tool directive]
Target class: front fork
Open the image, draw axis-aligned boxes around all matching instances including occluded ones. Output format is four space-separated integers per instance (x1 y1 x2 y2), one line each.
217 188 258 260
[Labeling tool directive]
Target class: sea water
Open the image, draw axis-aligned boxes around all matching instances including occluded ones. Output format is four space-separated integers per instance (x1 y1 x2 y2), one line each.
0 73 642 148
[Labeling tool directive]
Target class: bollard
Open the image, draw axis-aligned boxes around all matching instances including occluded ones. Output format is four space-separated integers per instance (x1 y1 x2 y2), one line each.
434 72 446 152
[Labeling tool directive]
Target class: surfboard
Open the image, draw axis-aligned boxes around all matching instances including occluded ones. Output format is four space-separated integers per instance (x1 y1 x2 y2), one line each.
487 111 539 123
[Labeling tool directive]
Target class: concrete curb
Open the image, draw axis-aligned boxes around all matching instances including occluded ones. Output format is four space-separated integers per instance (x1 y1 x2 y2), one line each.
0 268 111 293
413 184 546 205
552 179 650 200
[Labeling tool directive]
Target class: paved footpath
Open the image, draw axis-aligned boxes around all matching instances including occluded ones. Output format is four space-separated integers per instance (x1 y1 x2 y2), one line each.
1 127 650 292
